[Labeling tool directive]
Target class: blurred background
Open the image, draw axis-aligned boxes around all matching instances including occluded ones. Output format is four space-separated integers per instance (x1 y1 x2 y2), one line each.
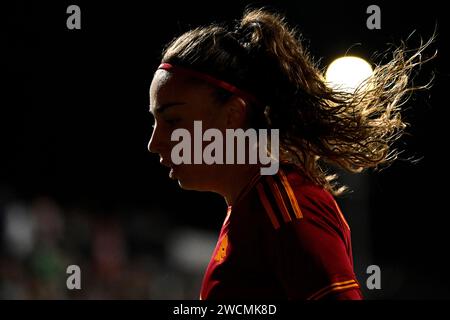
1 0 449 299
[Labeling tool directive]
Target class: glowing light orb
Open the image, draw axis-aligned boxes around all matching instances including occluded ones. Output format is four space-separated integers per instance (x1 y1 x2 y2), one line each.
325 56 373 93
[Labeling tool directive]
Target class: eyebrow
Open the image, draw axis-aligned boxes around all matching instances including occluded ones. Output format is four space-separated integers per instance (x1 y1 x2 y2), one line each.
149 102 186 115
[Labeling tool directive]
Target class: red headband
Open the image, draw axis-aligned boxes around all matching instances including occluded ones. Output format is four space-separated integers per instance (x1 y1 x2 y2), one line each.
157 63 261 106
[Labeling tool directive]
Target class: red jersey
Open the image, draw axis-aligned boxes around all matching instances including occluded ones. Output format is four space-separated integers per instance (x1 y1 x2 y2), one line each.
200 163 363 300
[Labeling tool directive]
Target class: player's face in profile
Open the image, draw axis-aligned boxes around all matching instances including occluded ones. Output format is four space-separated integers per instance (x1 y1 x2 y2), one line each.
148 70 229 192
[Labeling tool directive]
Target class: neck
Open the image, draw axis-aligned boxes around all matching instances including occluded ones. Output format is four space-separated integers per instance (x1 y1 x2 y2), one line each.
223 164 261 207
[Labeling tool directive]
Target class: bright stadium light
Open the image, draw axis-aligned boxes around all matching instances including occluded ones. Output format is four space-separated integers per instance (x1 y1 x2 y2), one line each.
325 56 373 93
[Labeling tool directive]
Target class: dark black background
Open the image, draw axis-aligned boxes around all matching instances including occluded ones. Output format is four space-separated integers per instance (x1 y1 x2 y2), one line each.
1 0 449 298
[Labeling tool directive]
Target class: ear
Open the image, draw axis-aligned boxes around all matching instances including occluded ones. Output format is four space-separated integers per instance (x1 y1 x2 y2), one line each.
224 96 248 128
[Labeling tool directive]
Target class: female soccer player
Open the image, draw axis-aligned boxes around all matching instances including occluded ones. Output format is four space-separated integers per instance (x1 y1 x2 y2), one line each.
148 9 433 300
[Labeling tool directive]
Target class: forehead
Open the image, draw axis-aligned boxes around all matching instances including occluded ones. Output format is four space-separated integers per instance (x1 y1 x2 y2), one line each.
150 70 205 102
149 71 190 115
151 70 181 100
150 69 219 105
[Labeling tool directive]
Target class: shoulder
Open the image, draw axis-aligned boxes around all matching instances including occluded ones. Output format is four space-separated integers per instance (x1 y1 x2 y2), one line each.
252 164 360 299
254 163 348 231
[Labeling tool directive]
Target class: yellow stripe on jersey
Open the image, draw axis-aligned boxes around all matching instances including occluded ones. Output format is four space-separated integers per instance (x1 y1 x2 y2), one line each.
307 279 359 300
266 176 292 223
256 183 280 230
313 283 360 300
278 170 303 219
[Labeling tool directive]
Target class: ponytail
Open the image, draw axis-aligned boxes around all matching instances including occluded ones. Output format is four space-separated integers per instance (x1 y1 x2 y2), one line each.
161 8 436 195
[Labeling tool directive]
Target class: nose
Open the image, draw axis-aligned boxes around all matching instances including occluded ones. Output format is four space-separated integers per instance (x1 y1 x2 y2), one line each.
147 130 158 153
148 125 163 155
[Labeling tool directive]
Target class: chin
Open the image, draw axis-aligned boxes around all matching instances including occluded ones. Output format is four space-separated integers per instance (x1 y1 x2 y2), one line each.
175 175 212 192
177 179 204 191
173 165 220 192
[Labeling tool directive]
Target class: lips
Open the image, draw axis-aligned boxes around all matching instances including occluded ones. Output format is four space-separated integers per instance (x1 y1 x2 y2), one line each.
160 158 173 168
160 159 178 179
161 162 172 169
169 167 176 179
